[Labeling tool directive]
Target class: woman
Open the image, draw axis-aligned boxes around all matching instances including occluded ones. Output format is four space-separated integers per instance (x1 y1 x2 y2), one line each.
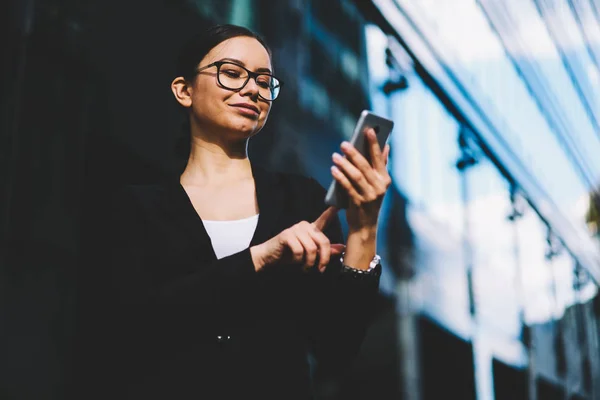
77 24 391 400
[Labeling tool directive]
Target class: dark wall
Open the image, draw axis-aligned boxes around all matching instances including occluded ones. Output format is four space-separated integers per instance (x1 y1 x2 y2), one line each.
1 1 218 398
419 317 477 400
493 359 528 400
1 1 386 399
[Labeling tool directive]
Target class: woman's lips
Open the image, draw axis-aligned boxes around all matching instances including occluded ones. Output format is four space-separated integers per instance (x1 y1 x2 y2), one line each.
230 104 259 117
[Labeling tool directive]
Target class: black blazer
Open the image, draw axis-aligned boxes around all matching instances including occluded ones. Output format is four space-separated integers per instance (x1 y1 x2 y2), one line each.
74 163 380 400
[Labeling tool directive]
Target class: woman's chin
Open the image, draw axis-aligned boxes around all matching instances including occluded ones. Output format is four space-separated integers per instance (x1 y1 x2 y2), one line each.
228 120 263 137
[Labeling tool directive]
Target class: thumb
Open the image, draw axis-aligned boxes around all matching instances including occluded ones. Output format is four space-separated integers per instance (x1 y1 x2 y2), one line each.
312 206 338 231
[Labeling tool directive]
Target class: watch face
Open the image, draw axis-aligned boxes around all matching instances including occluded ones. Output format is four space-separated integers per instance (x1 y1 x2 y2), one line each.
368 255 382 270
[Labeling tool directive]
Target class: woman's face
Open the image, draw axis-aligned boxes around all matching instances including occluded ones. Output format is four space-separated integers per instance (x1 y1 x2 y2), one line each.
187 36 273 139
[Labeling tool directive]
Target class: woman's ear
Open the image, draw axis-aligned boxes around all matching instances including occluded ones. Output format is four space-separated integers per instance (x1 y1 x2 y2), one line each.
171 77 192 108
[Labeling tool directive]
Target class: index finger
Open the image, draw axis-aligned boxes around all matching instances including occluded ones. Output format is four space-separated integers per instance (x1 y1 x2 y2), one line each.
312 206 338 231
366 128 385 172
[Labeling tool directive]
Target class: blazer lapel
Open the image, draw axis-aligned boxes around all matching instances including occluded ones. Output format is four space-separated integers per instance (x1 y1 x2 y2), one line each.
161 178 218 261
160 163 284 261
250 163 284 246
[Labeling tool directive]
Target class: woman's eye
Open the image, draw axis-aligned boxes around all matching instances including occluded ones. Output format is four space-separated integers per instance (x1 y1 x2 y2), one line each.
257 81 270 88
256 77 272 87
223 70 242 78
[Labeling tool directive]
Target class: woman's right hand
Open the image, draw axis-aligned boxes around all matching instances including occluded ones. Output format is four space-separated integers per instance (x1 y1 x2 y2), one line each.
250 207 345 273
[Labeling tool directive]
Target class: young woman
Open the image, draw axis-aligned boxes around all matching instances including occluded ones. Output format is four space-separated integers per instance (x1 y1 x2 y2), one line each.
77 24 391 399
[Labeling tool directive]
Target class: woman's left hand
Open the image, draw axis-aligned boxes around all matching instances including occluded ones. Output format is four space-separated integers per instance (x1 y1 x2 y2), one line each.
331 128 391 233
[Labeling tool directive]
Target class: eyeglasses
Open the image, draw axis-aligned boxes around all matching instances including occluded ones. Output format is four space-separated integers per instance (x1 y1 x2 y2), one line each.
195 60 283 101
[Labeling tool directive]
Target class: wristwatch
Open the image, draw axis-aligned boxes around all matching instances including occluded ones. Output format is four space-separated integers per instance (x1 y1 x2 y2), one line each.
340 253 382 278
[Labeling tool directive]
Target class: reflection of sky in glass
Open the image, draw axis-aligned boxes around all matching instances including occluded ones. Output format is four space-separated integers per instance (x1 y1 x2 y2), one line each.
366 22 594 330
533 0 600 128
496 0 600 179
467 161 522 338
366 3 600 397
516 203 563 324
367 25 473 335
407 0 600 236
365 9 598 379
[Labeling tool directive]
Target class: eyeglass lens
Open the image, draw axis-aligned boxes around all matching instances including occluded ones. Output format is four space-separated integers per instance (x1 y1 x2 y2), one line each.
218 62 280 100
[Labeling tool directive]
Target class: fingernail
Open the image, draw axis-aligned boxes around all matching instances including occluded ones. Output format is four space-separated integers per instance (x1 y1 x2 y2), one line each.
341 141 351 150
332 152 342 161
331 165 338 174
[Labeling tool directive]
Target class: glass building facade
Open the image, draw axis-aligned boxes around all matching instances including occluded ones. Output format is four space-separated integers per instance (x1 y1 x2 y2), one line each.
356 0 600 399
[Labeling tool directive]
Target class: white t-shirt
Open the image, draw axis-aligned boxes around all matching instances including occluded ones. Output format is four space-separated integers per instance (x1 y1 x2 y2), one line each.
202 215 259 259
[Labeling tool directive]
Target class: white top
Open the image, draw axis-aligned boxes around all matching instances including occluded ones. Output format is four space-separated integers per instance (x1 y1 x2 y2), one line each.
202 215 259 259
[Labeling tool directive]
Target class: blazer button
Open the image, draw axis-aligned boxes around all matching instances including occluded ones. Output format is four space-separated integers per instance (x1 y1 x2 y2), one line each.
216 335 232 344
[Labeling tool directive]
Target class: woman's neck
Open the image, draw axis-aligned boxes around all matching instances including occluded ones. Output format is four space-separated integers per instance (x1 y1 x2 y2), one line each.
180 133 253 187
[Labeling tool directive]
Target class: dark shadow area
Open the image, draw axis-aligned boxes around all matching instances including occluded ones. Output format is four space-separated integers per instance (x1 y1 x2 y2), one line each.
330 294 400 400
537 378 565 400
419 317 476 400
492 358 527 400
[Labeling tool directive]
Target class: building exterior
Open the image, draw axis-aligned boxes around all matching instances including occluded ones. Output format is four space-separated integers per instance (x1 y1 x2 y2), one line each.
351 1 600 399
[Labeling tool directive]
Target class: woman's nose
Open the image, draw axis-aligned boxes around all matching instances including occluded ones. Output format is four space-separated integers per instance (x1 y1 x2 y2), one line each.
239 77 260 98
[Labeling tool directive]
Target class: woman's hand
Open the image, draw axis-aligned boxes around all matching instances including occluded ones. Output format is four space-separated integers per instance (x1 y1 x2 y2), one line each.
331 128 391 233
250 207 345 273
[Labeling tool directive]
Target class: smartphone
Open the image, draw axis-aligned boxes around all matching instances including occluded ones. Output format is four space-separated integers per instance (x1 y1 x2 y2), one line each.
325 110 394 209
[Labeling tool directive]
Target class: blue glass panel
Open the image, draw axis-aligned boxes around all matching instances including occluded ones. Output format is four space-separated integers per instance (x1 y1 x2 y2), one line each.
515 203 557 325
398 0 598 238
366 24 472 335
467 159 523 337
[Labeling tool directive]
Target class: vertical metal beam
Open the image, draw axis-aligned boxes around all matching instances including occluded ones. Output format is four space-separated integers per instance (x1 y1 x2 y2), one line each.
456 127 483 399
384 47 421 400
395 279 421 400
583 302 599 400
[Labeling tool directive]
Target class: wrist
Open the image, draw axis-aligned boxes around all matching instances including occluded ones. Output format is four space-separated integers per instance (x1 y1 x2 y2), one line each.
344 233 377 271
348 225 377 242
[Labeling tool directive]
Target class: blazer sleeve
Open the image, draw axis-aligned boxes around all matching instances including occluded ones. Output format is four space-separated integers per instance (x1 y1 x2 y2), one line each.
103 187 259 315
302 178 381 378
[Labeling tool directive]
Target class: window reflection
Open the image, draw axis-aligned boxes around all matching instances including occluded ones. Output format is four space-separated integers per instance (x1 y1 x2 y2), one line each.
382 68 471 335
466 159 522 338
514 203 556 325
550 249 577 320
364 6 600 400
402 0 600 238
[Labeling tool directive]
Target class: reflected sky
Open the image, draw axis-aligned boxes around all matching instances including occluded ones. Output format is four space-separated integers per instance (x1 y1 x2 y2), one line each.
365 2 600 398
365 8 598 391
408 0 600 232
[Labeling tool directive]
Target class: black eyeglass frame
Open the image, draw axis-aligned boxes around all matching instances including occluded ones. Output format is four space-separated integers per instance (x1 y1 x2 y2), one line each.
195 60 283 101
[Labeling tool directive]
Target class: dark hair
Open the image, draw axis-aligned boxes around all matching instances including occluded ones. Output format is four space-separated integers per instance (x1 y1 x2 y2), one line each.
174 24 273 168
176 24 272 82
